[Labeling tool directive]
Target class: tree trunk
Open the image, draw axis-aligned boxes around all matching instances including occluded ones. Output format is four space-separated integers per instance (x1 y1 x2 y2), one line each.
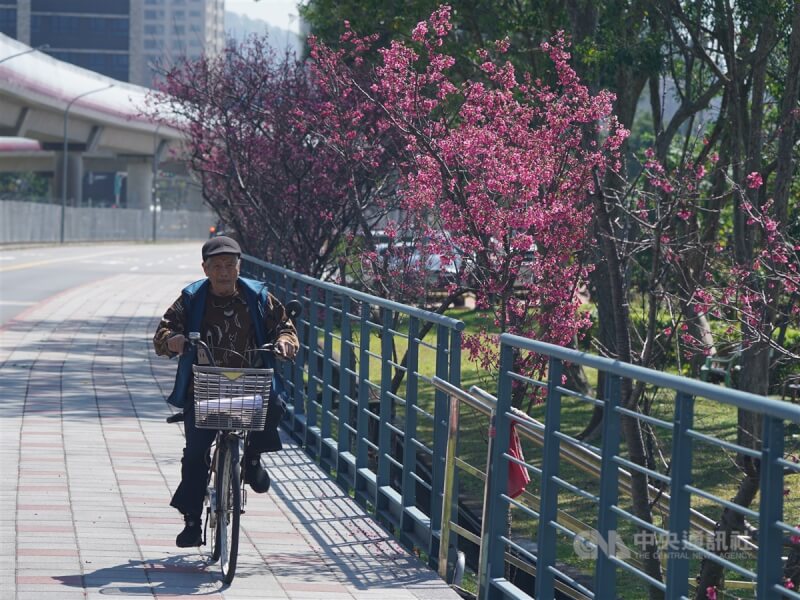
593 178 665 598
772 1 800 225
579 249 619 441
693 459 761 599
786 540 800 591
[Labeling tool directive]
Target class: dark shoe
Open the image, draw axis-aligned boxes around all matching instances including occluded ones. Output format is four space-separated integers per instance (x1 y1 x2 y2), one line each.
244 455 270 493
176 514 202 548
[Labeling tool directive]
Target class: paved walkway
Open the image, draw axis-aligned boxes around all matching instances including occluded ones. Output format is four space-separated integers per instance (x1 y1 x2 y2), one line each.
0 270 462 600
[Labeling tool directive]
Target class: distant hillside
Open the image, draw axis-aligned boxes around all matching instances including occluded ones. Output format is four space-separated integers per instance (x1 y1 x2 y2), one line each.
225 11 304 56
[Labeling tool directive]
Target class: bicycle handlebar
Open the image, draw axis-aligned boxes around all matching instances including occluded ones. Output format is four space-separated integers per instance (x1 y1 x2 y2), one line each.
184 338 292 368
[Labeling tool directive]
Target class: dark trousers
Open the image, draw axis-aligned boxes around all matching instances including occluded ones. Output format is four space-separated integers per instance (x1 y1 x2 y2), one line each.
170 392 285 516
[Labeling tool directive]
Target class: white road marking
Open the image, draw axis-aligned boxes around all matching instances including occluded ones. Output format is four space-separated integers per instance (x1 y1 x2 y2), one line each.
0 249 132 273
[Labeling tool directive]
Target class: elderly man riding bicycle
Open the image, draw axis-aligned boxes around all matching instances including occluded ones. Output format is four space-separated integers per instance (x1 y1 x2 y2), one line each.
153 236 299 547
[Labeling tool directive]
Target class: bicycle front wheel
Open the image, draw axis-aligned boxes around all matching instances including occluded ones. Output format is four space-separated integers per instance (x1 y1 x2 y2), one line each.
214 437 241 583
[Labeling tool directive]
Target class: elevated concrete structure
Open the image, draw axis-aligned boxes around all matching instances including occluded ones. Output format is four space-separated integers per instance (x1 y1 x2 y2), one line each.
0 33 186 209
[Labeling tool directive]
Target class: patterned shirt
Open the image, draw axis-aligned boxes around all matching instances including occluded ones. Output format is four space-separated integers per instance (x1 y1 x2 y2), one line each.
200 291 254 367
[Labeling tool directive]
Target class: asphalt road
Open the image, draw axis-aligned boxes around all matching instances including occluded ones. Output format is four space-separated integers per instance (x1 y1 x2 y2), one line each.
0 241 205 326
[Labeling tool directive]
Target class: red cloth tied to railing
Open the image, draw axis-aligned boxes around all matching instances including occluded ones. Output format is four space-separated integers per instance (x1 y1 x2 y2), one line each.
508 422 530 499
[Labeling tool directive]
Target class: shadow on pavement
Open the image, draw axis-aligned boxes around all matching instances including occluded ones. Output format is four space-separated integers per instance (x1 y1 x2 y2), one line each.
268 443 448 591
55 556 228 596
1 314 175 421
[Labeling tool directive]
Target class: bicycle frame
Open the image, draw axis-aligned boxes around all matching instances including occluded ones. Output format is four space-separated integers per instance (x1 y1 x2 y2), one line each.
187 334 264 584
205 430 248 529
206 428 247 583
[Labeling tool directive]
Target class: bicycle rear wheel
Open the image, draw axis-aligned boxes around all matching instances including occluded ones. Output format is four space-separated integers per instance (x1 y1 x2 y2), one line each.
213 436 241 583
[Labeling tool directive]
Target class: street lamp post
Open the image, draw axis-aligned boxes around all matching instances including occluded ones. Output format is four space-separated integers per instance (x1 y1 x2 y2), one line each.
0 44 50 65
60 83 114 243
150 197 161 242
151 123 162 243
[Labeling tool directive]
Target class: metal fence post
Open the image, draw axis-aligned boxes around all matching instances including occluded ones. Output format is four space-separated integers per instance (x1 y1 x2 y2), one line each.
320 288 335 472
305 286 320 454
275 270 287 298
476 407 497 600
355 300 372 505
267 268 283 299
483 341 514 599
438 383 460 580
290 279 306 438
376 308 394 522
594 373 622 597
756 415 785 599
446 327 462 579
400 316 420 546
448 327 462 387
665 391 695 596
337 295 354 488
535 356 563 600
430 323 451 568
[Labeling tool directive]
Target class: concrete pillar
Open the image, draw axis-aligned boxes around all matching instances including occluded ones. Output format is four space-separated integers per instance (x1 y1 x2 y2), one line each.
54 152 84 206
126 158 154 210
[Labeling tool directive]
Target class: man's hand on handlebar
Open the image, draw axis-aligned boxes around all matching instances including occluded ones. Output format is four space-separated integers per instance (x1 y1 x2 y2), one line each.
167 333 186 355
273 339 298 360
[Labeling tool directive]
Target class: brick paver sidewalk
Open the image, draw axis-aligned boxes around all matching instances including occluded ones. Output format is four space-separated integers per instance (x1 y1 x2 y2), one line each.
0 271 462 600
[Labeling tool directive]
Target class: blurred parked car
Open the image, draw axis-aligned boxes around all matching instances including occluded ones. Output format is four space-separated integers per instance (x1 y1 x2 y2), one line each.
374 241 462 286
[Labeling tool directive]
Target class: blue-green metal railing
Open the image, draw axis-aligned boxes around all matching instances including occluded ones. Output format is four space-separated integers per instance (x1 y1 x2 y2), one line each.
473 333 800 600
239 258 799 598
241 256 464 564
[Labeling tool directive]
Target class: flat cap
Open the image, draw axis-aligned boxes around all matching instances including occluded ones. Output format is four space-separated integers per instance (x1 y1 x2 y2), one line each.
202 235 241 261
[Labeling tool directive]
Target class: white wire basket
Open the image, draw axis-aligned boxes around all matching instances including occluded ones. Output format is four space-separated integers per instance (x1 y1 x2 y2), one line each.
192 365 273 431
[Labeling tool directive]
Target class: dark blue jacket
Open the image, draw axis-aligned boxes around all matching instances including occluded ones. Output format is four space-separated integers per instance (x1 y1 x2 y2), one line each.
166 276 284 408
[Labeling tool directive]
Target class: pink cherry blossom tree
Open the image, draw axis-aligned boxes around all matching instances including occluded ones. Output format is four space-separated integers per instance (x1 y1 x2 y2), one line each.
310 8 628 377
608 142 800 600
151 37 399 280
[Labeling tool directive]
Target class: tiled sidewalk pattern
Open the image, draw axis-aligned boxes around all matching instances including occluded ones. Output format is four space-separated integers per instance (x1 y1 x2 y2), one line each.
0 263 461 600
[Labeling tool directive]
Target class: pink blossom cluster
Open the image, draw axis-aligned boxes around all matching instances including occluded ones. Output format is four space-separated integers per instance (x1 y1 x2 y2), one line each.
325 9 626 376
301 6 630 380
153 35 400 279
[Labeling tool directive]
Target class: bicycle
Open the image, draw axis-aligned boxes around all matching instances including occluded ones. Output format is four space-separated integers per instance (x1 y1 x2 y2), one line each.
165 300 299 584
